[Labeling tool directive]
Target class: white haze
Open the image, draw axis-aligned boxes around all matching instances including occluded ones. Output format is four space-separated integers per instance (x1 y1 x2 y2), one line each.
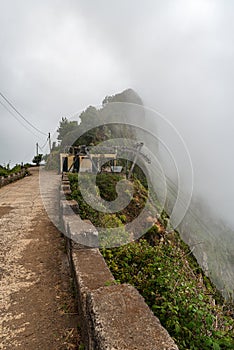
0 1 234 291
76 0 234 229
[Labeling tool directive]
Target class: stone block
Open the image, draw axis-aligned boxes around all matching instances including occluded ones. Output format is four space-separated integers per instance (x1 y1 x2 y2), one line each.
67 217 98 247
60 199 79 215
87 284 179 350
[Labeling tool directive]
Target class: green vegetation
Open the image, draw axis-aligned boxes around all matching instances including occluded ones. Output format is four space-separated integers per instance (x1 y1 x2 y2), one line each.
68 172 148 247
58 88 234 348
103 239 234 349
69 172 148 225
0 165 9 177
32 154 43 166
68 172 234 350
0 164 22 177
164 179 234 300
57 117 78 142
45 88 143 169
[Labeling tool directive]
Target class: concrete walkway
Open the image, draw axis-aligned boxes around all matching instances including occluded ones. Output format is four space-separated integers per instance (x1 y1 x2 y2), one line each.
0 168 80 349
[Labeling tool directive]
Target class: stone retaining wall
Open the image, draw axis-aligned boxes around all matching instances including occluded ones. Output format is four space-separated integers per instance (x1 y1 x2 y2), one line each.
0 170 26 188
60 174 179 350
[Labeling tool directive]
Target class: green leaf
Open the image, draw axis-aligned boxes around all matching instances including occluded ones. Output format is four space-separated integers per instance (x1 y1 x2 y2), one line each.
213 342 221 350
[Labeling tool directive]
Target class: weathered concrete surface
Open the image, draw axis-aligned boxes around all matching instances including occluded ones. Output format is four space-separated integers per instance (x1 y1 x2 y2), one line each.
87 284 178 350
70 244 178 350
0 168 80 349
60 199 79 216
71 247 115 347
61 198 98 247
71 248 115 293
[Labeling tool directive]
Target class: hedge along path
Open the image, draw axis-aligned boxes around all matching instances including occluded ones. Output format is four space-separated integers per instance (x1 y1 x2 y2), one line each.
0 167 80 350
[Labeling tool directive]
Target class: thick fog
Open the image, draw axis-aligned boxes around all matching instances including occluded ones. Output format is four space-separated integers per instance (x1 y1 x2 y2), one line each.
76 0 234 228
0 1 234 295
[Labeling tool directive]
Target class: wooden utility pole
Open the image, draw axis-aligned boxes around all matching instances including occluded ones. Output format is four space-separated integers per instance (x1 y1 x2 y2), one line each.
48 132 52 153
36 142 39 156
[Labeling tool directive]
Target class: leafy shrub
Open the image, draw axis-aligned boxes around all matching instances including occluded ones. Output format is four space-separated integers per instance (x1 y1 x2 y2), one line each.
0 167 8 177
9 164 21 174
102 239 234 349
68 172 234 349
0 164 22 177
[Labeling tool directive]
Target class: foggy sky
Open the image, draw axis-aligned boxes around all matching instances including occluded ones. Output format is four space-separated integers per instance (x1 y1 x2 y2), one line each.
1 0 234 226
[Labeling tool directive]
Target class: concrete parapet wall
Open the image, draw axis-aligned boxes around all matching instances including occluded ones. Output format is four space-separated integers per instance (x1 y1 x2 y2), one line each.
60 174 179 350
87 284 178 350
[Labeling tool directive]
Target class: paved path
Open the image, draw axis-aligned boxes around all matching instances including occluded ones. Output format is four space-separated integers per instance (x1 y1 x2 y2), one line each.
0 168 80 349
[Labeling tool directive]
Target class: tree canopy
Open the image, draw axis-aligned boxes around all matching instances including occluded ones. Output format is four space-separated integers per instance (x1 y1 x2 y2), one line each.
57 88 143 148
57 117 78 141
32 154 43 166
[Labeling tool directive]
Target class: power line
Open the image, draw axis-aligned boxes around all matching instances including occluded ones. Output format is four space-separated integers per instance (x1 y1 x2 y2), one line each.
40 138 49 149
38 145 44 153
0 98 50 156
0 99 40 138
0 91 47 136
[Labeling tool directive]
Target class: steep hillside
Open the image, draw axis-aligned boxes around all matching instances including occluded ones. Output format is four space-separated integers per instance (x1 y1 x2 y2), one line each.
68 172 234 350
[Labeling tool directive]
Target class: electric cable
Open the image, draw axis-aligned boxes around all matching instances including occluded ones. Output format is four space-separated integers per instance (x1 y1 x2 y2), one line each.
0 90 47 136
38 144 45 153
0 99 40 138
40 138 49 149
